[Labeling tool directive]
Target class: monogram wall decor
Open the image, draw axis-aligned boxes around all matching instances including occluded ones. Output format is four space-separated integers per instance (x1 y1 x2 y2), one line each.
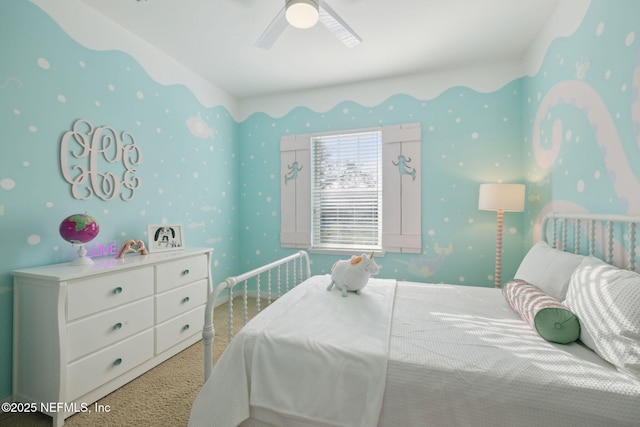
60 119 142 201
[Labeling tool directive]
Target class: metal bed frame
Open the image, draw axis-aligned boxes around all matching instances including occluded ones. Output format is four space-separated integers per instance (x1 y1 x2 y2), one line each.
541 212 640 271
202 250 311 380
201 212 640 380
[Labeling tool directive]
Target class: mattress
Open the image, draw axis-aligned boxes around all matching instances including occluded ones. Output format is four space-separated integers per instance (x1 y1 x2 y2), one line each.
189 278 640 427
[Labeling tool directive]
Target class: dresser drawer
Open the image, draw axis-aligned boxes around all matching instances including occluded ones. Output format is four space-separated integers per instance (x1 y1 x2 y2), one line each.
67 267 154 321
67 297 154 362
155 279 207 324
156 255 208 293
155 306 205 354
67 329 154 401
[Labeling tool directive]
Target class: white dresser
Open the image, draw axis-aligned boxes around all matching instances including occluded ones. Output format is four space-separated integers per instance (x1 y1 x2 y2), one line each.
12 247 213 427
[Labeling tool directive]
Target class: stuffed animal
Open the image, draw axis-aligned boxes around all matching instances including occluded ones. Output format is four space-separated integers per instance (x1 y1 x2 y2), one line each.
327 252 381 297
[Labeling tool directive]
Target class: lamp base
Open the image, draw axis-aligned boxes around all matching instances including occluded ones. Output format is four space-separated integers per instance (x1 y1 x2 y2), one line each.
494 210 504 288
71 245 94 266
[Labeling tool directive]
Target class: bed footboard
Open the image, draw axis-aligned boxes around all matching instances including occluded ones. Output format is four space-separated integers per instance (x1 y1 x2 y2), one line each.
202 251 311 381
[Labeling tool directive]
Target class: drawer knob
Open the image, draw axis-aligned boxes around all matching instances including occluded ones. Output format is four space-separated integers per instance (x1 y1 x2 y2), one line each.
113 358 122 366
114 322 123 331
182 296 190 303
183 324 190 331
182 269 190 276
113 287 123 294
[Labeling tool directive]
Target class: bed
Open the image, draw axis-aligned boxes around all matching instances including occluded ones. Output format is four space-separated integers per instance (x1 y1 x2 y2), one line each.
189 212 640 427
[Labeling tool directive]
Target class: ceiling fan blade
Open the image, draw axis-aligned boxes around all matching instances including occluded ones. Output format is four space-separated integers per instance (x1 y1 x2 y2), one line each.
318 1 361 48
255 6 288 49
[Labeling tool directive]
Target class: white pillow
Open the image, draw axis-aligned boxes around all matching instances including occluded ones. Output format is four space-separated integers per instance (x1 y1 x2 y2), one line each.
514 241 584 301
564 256 640 378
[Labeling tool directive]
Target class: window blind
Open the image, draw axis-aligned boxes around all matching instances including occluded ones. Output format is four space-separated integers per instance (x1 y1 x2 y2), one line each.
311 131 382 251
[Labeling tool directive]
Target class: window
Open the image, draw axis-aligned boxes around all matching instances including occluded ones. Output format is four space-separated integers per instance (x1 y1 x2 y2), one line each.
311 130 382 252
280 123 421 254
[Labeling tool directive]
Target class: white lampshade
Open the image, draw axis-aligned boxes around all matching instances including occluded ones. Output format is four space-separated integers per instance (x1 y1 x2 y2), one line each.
286 0 319 29
478 183 525 212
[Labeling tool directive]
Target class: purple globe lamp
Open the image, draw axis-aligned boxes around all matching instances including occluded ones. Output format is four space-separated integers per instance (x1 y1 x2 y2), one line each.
59 213 100 266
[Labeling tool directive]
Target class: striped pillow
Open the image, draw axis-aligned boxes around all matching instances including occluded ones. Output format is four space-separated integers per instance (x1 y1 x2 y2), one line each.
503 279 580 344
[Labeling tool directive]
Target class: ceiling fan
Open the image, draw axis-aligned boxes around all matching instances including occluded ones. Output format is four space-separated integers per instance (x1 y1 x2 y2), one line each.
256 0 362 50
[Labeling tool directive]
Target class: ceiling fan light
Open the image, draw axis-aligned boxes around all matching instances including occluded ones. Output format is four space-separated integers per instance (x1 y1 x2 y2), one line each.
286 0 319 29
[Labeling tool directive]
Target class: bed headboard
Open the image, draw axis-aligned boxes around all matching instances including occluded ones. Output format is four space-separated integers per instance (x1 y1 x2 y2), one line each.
541 212 640 271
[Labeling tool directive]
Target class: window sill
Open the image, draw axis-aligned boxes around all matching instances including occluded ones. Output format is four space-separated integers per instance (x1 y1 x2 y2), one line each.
309 247 385 257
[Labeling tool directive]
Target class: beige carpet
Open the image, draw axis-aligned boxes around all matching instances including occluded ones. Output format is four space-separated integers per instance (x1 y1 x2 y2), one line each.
1 298 259 427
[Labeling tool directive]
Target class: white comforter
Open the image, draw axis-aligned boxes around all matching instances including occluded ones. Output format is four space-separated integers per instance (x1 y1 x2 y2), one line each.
189 275 396 427
189 278 640 427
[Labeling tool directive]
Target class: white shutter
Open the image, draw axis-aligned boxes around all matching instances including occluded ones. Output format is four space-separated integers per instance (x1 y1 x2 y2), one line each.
280 134 311 248
382 123 422 253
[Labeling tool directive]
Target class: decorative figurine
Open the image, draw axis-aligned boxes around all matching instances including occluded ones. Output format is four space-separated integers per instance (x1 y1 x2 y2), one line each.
116 239 149 259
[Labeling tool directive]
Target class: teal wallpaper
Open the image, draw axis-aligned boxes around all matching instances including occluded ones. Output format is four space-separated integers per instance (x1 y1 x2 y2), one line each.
522 0 640 242
1 0 638 405
238 87 525 284
0 1 239 399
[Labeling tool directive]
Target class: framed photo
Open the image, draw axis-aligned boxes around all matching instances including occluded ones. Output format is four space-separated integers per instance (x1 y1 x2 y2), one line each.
147 224 184 253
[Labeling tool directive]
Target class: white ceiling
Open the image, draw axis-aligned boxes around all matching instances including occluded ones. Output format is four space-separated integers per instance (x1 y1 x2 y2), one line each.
78 0 563 100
